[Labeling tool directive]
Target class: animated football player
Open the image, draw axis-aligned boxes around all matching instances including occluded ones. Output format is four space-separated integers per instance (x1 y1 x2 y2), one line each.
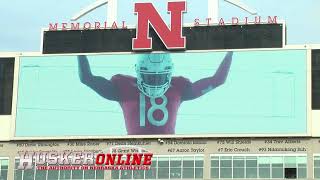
78 52 233 135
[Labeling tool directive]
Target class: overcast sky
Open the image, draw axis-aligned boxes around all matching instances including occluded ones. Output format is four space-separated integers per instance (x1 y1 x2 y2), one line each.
0 0 319 52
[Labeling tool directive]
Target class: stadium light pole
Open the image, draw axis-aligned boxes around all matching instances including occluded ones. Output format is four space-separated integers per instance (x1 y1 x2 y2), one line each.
208 0 258 24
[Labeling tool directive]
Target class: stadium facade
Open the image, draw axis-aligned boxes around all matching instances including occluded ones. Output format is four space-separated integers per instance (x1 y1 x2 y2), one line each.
1 1 320 180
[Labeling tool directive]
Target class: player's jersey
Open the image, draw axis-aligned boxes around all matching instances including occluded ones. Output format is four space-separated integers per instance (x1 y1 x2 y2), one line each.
111 74 190 135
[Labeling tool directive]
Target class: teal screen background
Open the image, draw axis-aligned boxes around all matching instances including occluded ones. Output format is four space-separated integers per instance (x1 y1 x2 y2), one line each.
15 50 307 136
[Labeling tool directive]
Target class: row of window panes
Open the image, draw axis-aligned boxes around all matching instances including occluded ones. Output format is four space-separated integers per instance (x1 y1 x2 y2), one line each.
14 160 104 180
12 155 320 179
0 159 9 180
111 156 204 179
315 156 320 178
211 156 307 179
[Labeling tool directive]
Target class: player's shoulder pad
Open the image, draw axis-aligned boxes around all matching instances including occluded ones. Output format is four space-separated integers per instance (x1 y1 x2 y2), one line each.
111 74 136 82
172 76 192 85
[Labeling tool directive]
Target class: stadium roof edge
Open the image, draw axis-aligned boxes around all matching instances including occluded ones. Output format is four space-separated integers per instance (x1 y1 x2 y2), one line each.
0 44 319 57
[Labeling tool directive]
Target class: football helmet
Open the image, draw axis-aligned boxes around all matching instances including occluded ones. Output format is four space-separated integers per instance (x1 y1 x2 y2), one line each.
136 53 173 98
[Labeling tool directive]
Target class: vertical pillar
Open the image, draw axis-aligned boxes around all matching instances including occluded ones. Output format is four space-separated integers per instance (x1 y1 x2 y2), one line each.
203 153 211 179
107 0 118 23
208 0 219 24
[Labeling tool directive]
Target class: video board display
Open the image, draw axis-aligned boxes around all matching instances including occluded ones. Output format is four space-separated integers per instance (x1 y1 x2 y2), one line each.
15 50 307 137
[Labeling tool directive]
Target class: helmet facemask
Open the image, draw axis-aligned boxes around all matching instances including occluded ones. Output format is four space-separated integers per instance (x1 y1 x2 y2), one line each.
136 53 173 98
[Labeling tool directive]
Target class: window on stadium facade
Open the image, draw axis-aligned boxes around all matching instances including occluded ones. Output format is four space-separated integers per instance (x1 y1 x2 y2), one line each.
312 49 320 109
111 155 204 179
0 158 9 180
210 155 307 179
0 58 14 115
315 155 320 179
14 158 104 180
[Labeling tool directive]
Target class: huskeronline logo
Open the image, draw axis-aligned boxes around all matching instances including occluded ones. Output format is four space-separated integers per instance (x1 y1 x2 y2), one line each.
18 151 153 170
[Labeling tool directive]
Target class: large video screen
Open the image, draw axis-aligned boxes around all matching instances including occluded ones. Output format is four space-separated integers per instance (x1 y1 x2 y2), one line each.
16 50 307 137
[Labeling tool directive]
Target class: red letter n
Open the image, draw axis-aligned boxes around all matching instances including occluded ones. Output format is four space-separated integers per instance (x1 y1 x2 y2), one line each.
132 1 186 50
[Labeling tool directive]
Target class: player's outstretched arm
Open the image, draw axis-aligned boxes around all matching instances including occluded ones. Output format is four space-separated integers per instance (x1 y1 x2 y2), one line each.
78 55 119 101
181 51 233 101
